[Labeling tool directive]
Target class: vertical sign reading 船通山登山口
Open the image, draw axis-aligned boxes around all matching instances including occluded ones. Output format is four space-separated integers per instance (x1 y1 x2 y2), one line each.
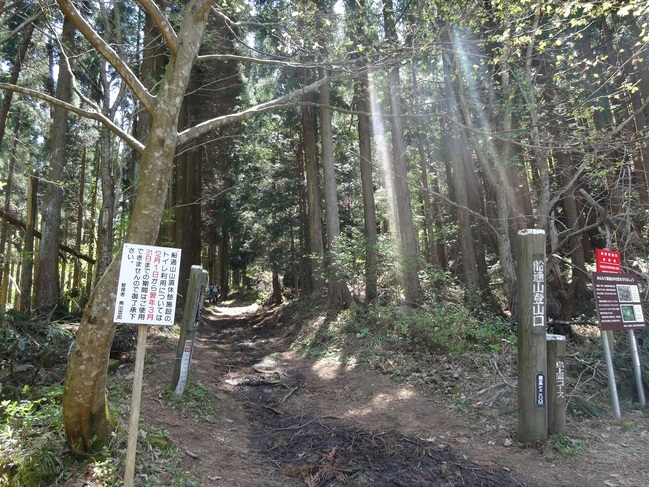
114 244 182 326
532 259 545 327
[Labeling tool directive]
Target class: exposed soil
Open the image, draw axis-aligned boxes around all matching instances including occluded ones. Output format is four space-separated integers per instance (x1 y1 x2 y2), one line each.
127 301 649 487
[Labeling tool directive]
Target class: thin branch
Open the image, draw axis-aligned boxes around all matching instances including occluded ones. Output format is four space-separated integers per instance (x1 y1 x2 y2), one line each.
196 53 363 70
0 9 42 46
139 0 178 54
548 159 589 211
210 7 281 28
193 0 215 19
0 82 144 152
56 0 155 113
177 70 359 145
0 208 96 263
197 53 317 68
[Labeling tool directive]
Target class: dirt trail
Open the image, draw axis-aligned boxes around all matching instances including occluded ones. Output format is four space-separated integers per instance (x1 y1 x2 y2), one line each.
136 303 649 487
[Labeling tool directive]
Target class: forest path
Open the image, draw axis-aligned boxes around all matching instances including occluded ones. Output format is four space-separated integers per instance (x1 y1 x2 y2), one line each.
136 301 649 487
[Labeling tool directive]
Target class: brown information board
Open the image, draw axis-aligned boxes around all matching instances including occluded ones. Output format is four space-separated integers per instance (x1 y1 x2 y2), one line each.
592 272 646 331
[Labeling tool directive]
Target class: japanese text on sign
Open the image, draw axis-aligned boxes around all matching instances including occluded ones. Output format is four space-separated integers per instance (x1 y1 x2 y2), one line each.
532 259 545 327
595 249 621 273
114 244 182 326
592 272 646 331
536 373 546 407
174 339 194 395
555 361 565 399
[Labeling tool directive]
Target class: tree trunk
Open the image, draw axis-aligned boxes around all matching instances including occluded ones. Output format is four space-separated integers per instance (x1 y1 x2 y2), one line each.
382 0 421 305
19 171 38 313
442 49 479 294
72 149 86 297
218 226 229 300
355 73 378 302
319 66 351 309
297 147 312 295
301 69 325 291
554 149 588 298
346 0 378 303
86 149 100 296
272 271 282 305
63 0 212 453
34 16 75 309
0 120 19 307
0 19 34 149
447 27 518 305
174 90 202 304
412 67 437 266
126 10 167 215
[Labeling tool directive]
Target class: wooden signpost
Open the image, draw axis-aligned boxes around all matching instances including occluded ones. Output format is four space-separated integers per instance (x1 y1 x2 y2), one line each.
517 229 548 443
114 244 182 487
547 334 566 435
171 266 207 395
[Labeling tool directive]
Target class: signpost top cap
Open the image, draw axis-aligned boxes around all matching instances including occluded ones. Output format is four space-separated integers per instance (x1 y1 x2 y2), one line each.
518 229 545 235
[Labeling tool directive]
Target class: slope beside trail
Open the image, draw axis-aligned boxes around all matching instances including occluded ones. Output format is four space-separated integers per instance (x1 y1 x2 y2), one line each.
135 300 649 487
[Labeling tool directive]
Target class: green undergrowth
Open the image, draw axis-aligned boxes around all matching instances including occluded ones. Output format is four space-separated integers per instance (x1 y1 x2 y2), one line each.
284 272 635 428
0 380 198 486
161 381 221 419
0 385 72 486
289 271 516 376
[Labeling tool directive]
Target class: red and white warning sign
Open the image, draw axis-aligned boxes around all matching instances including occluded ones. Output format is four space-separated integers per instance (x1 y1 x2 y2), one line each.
595 249 621 273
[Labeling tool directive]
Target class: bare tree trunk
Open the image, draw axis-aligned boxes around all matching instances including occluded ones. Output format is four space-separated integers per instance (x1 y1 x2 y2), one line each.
442 49 479 294
218 227 229 300
174 92 202 303
0 21 31 304
19 172 38 313
63 0 212 453
126 10 167 214
302 69 325 291
412 68 437 266
272 271 282 305
382 0 421 304
34 16 75 309
0 123 19 307
0 19 34 149
319 66 352 309
346 0 378 302
85 149 100 295
297 146 312 295
355 73 378 302
523 12 551 230
94 122 115 283
447 27 518 304
72 149 87 298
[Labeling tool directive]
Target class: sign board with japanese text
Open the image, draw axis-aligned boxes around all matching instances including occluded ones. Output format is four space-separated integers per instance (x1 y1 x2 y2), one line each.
114 244 182 326
595 249 621 273
592 272 645 331
174 339 194 395
532 259 546 327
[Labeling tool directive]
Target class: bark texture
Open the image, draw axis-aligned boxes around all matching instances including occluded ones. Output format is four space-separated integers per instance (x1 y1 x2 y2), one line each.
63 0 213 453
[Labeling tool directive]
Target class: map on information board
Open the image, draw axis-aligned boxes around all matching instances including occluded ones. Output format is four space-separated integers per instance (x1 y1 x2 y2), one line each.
114 244 182 325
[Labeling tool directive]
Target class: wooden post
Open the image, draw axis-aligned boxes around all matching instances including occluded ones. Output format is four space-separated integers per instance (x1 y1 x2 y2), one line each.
124 324 149 487
171 266 207 395
517 229 548 443
547 334 566 436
